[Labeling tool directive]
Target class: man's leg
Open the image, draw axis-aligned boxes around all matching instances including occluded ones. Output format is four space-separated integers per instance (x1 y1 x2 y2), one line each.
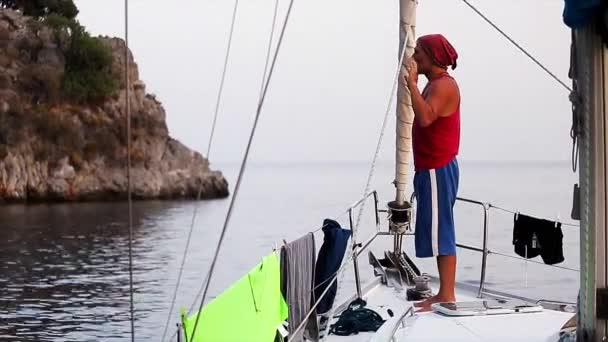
436 254 456 302
433 159 458 303
413 255 456 307
415 160 458 307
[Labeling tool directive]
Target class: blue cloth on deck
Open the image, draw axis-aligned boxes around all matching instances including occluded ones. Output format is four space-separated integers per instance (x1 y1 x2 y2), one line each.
314 218 351 315
563 0 602 29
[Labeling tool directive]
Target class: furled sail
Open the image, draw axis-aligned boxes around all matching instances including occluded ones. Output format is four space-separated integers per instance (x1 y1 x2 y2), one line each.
395 0 417 205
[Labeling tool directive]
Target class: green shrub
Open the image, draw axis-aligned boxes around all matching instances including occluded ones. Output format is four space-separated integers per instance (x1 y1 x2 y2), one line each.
43 13 72 30
61 23 117 103
46 0 78 19
30 4 119 104
1 0 78 19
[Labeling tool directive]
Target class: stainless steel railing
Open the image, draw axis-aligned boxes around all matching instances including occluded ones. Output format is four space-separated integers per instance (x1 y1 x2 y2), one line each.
342 191 579 305
454 197 491 298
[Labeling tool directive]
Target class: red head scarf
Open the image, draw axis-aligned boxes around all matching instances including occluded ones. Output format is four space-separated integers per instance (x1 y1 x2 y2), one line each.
417 34 458 70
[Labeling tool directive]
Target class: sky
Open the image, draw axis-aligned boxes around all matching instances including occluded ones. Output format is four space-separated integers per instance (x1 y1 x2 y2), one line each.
74 0 573 164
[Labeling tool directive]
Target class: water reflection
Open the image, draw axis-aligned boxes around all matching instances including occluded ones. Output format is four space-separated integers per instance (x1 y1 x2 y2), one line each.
0 202 181 341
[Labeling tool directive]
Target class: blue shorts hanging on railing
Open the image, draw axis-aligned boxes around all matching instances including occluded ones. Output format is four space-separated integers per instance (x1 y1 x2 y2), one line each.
414 158 459 258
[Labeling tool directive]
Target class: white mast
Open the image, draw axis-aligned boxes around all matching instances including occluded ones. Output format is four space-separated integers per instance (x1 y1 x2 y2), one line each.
395 0 417 206
576 24 608 340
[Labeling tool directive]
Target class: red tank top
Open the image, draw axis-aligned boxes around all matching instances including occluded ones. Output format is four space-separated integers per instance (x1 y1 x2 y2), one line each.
412 73 460 171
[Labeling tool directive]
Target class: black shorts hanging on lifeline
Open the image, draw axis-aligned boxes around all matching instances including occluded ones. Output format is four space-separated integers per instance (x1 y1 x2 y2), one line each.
512 213 564 265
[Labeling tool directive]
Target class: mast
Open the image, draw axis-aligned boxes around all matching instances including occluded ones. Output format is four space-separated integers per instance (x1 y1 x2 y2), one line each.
395 0 417 206
576 23 608 341
388 0 417 238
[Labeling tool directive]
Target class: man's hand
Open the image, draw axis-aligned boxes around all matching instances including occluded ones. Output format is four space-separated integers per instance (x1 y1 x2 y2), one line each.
404 58 418 86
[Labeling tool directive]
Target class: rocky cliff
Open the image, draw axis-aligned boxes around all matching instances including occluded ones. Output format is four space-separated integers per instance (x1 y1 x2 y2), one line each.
0 9 229 202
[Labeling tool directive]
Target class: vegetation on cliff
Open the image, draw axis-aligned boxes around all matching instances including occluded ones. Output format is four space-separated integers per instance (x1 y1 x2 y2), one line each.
0 4 229 202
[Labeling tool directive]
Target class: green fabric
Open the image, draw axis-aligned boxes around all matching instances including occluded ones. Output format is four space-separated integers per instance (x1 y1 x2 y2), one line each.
182 252 288 342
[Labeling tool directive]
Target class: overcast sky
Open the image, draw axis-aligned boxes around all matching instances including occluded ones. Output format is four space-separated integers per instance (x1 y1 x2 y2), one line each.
74 0 572 164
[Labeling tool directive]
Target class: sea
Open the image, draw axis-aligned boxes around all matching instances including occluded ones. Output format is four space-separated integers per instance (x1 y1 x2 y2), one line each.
0 160 580 341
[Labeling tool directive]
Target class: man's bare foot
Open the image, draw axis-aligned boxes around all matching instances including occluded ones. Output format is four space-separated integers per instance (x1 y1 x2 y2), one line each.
414 295 437 308
414 305 434 313
413 294 455 308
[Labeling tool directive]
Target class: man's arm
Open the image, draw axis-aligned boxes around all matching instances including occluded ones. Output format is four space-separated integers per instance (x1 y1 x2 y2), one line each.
407 78 455 128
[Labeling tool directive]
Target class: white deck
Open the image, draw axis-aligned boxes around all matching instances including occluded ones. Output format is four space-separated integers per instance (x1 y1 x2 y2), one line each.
323 277 574 342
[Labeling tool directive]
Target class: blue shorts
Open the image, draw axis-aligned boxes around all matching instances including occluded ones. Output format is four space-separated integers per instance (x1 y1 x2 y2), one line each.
414 159 459 258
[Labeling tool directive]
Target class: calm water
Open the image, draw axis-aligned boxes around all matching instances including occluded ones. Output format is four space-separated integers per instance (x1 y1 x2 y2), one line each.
0 161 580 341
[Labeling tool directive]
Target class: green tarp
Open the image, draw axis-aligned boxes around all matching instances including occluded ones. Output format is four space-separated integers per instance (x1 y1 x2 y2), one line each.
182 252 288 342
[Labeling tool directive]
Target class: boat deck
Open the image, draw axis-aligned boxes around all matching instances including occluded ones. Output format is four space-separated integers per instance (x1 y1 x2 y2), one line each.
323 277 574 342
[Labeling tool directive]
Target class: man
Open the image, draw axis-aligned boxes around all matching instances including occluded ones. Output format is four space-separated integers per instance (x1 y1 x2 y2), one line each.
404 34 460 307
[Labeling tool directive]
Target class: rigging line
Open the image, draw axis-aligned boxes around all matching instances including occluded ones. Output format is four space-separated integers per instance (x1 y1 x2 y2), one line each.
489 250 579 272
187 273 212 315
206 0 240 160
188 207 321 316
167 0 282 334
282 200 360 242
291 231 370 339
183 0 394 324
180 192 353 338
489 204 579 227
352 31 409 237
124 0 135 340
167 0 278 338
460 0 572 93
272 199 377 295
321 33 410 340
159 204 203 341
176 192 370 339
292 222 580 339
176 217 330 334
183 6 402 338
188 0 298 339
291 253 352 338
160 2 241 340
185 215 323 316
166 273 212 341
258 0 281 99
